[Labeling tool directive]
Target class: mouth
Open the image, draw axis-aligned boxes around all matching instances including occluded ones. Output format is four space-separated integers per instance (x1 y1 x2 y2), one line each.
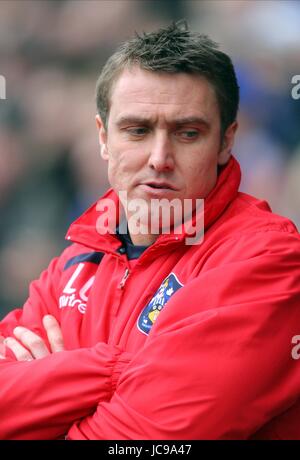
137 182 178 197
142 182 177 191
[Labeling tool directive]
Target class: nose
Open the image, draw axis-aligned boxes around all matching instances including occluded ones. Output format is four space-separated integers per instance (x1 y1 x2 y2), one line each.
147 131 175 172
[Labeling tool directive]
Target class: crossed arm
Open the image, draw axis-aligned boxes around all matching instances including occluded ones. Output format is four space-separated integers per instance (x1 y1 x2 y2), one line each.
0 312 132 439
1 232 300 440
0 254 133 439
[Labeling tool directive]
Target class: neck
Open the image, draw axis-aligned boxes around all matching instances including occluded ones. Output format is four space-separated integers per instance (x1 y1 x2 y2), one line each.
127 220 159 246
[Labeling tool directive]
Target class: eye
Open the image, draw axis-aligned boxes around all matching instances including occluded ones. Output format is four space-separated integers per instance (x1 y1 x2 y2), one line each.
126 127 149 137
176 129 200 141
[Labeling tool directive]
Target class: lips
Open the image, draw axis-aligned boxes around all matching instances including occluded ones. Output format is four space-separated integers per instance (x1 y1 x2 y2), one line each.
142 181 177 190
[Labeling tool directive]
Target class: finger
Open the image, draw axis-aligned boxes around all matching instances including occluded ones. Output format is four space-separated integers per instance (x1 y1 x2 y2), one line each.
0 336 6 358
4 337 33 361
0 342 6 359
13 327 50 359
42 315 65 353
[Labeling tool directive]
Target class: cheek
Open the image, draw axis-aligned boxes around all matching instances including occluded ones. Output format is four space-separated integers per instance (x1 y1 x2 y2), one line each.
107 163 116 188
106 147 141 190
109 137 146 170
187 155 217 179
185 156 219 196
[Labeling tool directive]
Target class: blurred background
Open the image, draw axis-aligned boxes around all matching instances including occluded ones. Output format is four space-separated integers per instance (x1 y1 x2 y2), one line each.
0 0 299 318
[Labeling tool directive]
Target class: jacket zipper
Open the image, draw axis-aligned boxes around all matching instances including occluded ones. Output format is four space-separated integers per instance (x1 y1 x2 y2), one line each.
119 268 130 289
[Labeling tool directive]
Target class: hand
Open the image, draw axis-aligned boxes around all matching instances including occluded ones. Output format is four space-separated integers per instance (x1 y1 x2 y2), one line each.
2 315 65 361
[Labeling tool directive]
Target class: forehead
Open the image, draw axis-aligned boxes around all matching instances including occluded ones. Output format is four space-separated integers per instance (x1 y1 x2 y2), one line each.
109 66 219 122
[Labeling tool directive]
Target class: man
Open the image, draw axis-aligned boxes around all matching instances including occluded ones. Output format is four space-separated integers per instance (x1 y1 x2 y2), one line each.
0 21 300 440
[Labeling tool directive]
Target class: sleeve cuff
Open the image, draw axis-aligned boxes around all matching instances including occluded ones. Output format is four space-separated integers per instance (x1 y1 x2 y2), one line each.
111 349 132 393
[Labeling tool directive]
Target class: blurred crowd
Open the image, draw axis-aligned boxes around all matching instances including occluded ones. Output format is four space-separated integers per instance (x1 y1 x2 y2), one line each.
0 0 299 318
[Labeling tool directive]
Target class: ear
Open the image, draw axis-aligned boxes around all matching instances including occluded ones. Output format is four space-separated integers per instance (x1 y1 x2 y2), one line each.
95 114 109 160
218 121 238 166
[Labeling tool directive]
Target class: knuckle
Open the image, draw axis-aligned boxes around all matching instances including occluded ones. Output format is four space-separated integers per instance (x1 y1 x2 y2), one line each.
3 337 13 345
15 329 27 342
20 353 33 361
4 337 17 349
43 315 58 329
51 337 64 349
28 337 43 349
4 338 33 361
47 324 59 335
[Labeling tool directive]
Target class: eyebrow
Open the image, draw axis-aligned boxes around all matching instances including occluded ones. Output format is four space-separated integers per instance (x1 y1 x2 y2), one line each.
115 115 210 129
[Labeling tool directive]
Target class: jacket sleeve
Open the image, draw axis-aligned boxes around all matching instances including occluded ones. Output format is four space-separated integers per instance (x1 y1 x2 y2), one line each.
0 252 132 440
67 231 300 440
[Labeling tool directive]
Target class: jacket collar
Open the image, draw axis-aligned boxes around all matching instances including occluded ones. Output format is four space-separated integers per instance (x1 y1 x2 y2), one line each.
66 156 241 253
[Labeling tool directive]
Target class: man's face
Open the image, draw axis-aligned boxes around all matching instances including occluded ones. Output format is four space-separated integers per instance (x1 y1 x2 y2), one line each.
97 66 237 226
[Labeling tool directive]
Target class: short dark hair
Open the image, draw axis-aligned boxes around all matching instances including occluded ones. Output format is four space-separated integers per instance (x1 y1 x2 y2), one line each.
96 20 239 138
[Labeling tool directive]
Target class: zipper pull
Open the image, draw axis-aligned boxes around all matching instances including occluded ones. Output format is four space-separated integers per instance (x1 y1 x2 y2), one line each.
119 268 130 289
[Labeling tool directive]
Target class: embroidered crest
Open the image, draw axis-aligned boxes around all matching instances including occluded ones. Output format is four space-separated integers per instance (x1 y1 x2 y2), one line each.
137 273 183 335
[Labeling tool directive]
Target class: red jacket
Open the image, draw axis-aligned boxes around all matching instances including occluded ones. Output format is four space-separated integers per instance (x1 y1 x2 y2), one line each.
1 156 300 440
